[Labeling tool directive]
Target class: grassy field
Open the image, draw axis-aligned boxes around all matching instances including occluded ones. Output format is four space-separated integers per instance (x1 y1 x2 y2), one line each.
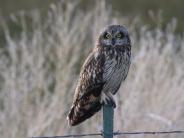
0 1 184 138
1 0 184 33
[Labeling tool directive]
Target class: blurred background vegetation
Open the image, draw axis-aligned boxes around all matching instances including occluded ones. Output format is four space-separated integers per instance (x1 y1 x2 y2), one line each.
0 0 184 138
0 0 184 46
0 0 184 31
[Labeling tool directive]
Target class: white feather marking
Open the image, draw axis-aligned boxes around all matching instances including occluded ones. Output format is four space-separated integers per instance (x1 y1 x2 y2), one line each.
94 51 99 59
92 70 96 81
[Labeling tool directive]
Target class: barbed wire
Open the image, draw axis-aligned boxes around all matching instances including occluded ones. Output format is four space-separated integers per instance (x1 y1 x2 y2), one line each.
32 130 184 138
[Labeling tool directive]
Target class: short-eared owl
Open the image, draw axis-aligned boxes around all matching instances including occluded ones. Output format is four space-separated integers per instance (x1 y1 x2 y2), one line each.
67 25 131 126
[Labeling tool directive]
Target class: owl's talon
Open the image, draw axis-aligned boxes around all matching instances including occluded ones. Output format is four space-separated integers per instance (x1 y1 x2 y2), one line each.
111 100 116 108
102 98 116 108
101 92 116 108
106 99 116 108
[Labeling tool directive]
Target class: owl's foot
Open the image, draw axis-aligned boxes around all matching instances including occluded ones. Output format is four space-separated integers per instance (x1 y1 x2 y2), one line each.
101 92 116 108
105 98 116 108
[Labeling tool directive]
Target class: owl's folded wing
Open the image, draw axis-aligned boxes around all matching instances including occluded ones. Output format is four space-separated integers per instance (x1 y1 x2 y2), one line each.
67 52 105 126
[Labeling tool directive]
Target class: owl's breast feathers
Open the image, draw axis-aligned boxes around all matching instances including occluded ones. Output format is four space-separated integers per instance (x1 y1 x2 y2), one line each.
103 46 131 94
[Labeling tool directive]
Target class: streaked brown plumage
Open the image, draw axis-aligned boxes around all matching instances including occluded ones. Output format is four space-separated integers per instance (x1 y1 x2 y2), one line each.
67 25 131 126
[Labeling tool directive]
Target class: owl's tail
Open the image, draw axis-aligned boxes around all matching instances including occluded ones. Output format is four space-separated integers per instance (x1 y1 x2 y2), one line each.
67 99 102 126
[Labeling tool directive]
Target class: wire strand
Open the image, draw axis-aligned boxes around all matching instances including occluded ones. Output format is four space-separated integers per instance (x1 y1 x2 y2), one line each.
32 130 184 138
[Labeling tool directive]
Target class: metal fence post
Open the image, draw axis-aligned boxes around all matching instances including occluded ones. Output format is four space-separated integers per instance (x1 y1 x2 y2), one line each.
103 103 114 138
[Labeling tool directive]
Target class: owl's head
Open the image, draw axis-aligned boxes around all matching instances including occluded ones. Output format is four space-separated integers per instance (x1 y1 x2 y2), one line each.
96 25 131 48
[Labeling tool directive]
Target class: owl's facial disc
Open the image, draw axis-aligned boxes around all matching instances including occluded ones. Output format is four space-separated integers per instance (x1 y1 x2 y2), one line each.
102 31 127 47
97 25 131 48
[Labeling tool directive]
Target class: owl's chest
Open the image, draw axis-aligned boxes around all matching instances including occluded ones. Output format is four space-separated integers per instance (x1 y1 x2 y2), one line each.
102 50 130 94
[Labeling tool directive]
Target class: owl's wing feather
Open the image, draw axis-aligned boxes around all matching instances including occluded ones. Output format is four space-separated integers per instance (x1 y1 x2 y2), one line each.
67 51 105 126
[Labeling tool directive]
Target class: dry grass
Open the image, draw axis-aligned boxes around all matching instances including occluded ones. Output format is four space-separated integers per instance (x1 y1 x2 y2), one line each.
0 1 184 138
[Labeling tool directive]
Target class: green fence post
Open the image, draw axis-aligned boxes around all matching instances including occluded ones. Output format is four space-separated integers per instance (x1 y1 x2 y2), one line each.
103 103 114 138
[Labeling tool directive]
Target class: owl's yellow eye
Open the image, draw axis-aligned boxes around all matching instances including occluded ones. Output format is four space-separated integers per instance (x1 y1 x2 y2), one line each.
104 32 111 39
117 33 121 38
116 32 124 39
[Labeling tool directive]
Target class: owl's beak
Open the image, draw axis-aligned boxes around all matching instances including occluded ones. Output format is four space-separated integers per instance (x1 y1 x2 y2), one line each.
111 38 116 46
